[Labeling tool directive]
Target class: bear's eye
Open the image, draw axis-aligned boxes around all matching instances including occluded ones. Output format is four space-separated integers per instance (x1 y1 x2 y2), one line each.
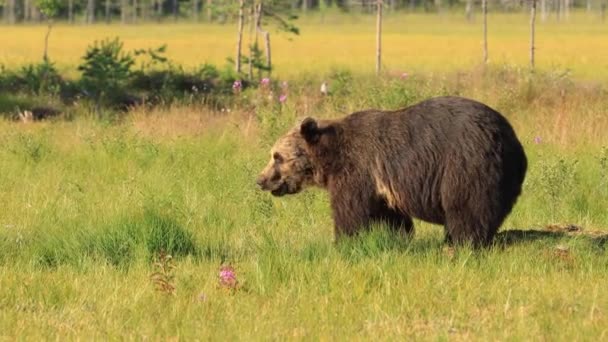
273 153 284 163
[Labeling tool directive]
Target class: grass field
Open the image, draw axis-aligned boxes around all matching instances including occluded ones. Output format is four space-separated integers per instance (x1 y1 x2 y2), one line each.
1 12 608 80
1 12 608 340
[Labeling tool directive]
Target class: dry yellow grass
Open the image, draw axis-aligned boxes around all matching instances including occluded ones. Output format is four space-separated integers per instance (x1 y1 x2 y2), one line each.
1 12 607 80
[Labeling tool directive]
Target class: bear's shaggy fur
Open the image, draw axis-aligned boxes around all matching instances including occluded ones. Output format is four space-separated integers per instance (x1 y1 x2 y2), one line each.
257 96 528 247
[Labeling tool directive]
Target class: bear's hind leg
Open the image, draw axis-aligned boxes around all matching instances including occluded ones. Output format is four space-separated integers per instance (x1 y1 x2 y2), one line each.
371 201 414 238
444 210 497 248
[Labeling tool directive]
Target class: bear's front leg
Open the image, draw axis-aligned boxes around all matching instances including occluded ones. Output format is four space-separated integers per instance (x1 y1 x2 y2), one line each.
329 185 375 241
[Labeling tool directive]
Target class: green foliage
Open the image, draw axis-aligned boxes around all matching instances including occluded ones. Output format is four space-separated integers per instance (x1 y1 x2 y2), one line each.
78 37 135 105
36 0 61 18
533 156 579 222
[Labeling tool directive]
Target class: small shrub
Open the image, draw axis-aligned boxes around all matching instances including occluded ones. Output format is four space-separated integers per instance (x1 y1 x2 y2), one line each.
535 156 579 222
78 37 135 107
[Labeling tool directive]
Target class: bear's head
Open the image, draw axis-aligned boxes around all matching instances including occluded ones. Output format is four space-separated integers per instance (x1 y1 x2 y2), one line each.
256 117 340 196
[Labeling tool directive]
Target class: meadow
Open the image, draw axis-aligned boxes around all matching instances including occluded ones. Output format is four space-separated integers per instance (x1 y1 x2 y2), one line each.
1 12 608 80
1 11 608 340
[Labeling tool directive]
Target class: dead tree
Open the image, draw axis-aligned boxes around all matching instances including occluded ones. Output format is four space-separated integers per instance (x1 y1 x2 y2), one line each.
106 0 112 23
530 0 537 68
87 0 96 24
193 0 199 21
236 0 245 73
121 0 129 23
376 0 382 75
69 0 74 23
482 0 488 64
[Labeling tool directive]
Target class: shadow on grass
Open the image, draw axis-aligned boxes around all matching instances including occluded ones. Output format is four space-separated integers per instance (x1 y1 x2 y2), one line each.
494 227 608 250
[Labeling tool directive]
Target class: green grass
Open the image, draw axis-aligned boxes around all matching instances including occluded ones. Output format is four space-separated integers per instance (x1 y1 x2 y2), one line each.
1 75 607 338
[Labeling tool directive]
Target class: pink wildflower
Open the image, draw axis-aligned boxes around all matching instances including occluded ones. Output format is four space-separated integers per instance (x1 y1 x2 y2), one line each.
534 136 542 144
260 78 270 87
400 72 409 80
279 94 287 103
219 265 238 289
232 80 242 93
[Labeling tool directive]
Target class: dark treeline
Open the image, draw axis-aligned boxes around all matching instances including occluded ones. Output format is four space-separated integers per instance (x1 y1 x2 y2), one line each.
0 0 604 24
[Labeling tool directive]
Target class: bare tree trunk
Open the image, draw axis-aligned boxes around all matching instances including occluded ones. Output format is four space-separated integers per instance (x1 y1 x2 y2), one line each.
106 0 111 23
122 0 129 23
5 0 16 24
263 31 271 75
541 0 546 21
236 0 245 74
173 0 178 21
587 0 592 12
376 0 382 75
530 0 537 68
87 0 96 24
302 0 309 12
254 3 271 76
156 0 162 20
133 0 138 23
602 2 606 22
141 0 148 21
193 0 199 21
24 0 30 22
466 0 473 21
207 0 212 21
69 0 74 23
43 20 53 62
482 0 488 64
248 4 256 80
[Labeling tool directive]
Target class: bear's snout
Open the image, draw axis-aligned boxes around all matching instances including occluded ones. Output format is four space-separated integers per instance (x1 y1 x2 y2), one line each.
256 175 268 189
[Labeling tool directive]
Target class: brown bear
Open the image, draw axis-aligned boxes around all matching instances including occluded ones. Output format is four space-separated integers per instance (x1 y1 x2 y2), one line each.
256 96 527 247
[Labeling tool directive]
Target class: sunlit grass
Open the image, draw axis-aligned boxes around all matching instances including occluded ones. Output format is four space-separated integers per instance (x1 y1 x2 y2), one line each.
1 11 607 80
1 12 608 339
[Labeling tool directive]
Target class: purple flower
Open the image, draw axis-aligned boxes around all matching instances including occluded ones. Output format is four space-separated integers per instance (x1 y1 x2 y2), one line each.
260 78 270 86
219 265 238 288
534 136 542 144
232 80 242 93
279 94 287 103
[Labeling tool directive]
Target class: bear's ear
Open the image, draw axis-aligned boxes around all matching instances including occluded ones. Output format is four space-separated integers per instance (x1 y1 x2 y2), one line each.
300 117 320 144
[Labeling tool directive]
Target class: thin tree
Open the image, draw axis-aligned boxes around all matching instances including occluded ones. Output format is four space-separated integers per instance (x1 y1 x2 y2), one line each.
156 0 162 20
87 0 96 24
132 0 138 23
105 0 111 23
173 0 178 20
248 3 255 79
530 0 537 68
466 0 473 21
37 0 60 62
5 0 16 24
235 0 245 73
121 0 128 23
24 0 31 21
207 0 212 21
255 2 271 75
376 0 382 75
482 0 488 64
68 0 74 23
541 0 546 22
193 0 199 21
